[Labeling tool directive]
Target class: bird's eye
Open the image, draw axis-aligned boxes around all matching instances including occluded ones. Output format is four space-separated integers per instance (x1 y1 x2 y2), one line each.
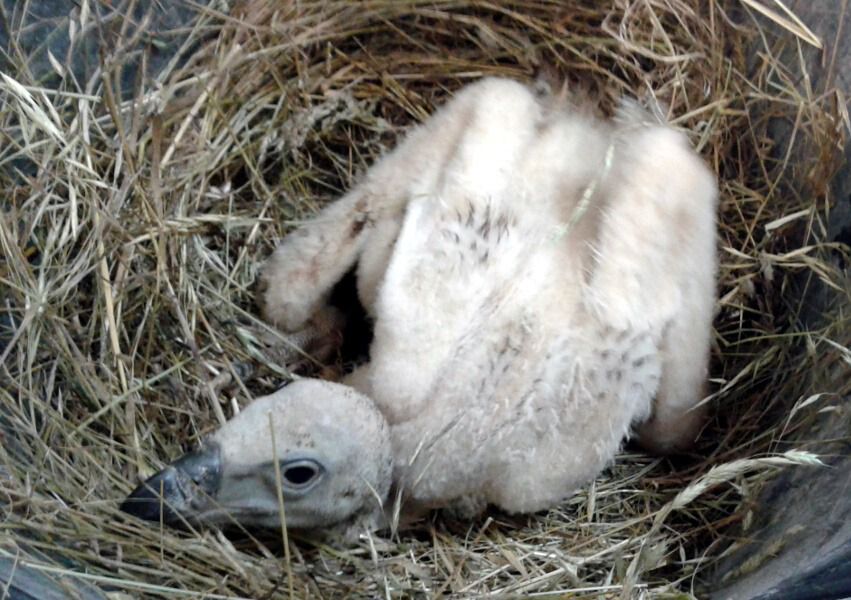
281 459 322 489
284 465 316 485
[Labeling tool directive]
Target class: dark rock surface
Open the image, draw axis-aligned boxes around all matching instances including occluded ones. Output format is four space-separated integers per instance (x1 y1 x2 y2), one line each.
0 555 108 600
712 403 851 600
0 0 203 95
710 3 851 599
0 2 207 598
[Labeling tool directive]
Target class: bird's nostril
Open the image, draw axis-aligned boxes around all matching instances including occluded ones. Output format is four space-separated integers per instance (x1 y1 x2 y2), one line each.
170 444 223 495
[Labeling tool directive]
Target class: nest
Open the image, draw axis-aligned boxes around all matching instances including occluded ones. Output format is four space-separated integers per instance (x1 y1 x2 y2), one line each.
1 0 849 597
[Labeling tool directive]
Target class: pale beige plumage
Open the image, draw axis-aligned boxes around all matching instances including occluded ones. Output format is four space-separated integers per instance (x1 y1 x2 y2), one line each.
123 77 717 540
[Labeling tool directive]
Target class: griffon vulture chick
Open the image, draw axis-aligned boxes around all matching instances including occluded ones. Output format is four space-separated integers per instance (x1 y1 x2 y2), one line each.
122 77 717 540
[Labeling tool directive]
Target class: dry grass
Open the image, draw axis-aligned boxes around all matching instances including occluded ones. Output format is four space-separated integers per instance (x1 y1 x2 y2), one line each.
1 0 849 598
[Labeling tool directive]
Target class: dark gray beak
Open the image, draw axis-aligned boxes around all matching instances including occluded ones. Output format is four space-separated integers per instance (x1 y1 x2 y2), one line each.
120 444 222 524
